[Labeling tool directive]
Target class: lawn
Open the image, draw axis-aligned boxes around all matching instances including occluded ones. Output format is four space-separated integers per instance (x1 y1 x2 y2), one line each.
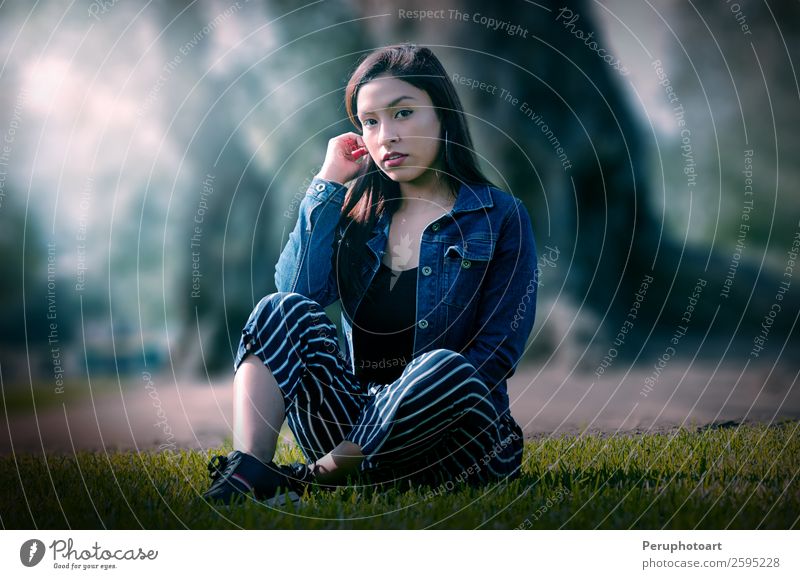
1 420 797 529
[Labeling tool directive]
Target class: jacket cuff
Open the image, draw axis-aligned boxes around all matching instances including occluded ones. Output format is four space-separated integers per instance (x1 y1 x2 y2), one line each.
307 176 347 203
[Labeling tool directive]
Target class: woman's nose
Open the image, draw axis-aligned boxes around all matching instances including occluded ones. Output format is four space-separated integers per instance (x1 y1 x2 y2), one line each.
380 125 399 144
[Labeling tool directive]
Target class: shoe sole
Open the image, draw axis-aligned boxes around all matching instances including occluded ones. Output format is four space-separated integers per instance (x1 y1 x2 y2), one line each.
261 490 300 507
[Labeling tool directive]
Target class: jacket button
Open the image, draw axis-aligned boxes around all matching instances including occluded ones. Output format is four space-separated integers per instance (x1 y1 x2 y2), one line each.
315 182 326 192
461 259 472 269
421 266 432 276
431 222 440 232
418 320 428 329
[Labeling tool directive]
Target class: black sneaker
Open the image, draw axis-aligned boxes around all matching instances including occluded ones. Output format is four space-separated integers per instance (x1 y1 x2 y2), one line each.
202 451 273 504
265 461 317 506
202 451 315 506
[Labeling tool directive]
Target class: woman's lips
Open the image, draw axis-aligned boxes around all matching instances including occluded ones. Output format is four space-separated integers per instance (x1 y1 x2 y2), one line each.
384 154 408 167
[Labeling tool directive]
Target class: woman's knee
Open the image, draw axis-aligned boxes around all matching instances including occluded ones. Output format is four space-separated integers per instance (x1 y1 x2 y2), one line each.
408 349 478 377
244 292 325 336
234 292 325 374
251 291 318 319
399 349 487 398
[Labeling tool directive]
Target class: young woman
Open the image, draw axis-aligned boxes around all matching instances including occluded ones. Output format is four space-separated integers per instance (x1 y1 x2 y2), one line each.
202 43 538 506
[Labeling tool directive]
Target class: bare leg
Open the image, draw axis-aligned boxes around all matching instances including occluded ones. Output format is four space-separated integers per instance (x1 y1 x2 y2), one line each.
232 355 285 463
233 355 364 486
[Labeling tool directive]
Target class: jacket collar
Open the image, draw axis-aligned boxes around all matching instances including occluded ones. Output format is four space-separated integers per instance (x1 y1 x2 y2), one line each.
451 181 494 214
365 181 494 257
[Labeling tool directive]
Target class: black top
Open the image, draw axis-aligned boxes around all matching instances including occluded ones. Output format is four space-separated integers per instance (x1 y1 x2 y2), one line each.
352 262 417 385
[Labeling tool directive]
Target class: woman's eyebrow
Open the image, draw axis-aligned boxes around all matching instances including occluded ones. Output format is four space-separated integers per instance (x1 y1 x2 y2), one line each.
359 95 416 115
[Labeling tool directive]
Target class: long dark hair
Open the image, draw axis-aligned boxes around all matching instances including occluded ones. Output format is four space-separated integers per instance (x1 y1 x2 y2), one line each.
335 43 496 305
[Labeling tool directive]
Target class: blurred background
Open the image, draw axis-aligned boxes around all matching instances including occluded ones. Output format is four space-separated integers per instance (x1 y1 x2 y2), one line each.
1 0 798 451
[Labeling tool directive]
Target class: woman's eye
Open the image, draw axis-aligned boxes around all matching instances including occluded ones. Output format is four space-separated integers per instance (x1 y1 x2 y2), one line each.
362 110 412 127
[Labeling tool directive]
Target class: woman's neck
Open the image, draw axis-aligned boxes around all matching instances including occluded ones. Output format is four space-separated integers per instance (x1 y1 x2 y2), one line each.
397 170 454 213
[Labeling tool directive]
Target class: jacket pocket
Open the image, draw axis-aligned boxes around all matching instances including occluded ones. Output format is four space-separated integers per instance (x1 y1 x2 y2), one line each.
441 237 495 308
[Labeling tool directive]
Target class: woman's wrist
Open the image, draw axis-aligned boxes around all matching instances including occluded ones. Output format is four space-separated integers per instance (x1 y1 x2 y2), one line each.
315 167 347 187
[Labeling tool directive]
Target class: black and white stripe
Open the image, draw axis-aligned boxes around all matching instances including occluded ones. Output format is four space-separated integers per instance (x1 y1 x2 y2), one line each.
234 292 522 486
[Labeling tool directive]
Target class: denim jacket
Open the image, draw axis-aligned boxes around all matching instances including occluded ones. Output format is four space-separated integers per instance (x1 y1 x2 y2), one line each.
275 176 538 419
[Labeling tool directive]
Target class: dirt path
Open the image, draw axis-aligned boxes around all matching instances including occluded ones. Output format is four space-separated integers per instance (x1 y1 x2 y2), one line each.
2 360 797 454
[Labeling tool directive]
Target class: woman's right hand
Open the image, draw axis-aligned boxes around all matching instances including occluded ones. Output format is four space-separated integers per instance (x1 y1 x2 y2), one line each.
316 132 368 185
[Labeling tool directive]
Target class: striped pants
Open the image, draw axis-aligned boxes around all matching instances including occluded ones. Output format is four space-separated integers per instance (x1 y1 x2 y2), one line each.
234 292 523 488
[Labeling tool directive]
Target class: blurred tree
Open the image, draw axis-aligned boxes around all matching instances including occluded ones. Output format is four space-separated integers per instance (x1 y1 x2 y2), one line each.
660 0 800 343
355 0 800 358
157 0 366 373
2 0 797 380
0 189 65 383
144 0 799 372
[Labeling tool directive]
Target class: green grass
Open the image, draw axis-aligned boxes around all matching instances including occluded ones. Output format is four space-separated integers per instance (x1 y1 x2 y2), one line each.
1 421 798 529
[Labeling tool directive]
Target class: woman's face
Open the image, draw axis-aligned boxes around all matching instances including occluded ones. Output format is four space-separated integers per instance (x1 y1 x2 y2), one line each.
356 74 443 183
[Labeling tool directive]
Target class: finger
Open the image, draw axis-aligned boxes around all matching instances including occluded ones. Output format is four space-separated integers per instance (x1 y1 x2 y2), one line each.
344 136 359 152
345 132 364 148
347 147 364 160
